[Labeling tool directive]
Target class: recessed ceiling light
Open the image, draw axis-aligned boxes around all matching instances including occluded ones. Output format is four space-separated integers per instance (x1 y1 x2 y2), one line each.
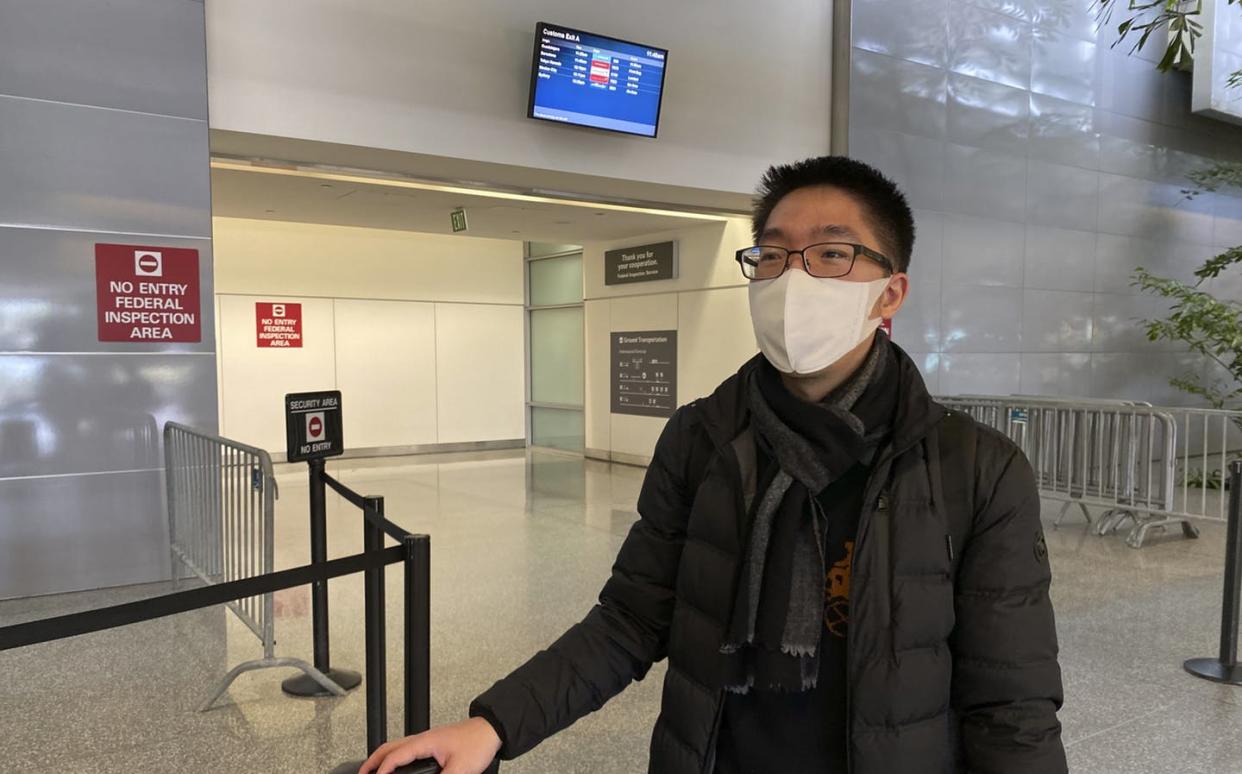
209 159 734 222
511 230 521 234
265 209 276 213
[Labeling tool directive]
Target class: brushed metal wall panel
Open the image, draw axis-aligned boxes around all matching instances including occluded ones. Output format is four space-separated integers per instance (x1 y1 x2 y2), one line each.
1026 160 1100 232
1091 292 1189 353
849 127 948 211
946 73 1030 155
852 50 948 141
940 284 1023 353
940 352 1022 394
1090 352 1204 405
0 353 217 480
0 0 207 119
942 213 1025 287
0 95 210 237
943 143 1027 221
1029 93 1100 169
1030 28 1098 107
1021 289 1094 352
947 2 1032 90
893 280 943 353
0 469 167 599
852 0 1242 399
1019 353 1092 396
1097 173 1214 244
853 0 949 68
0 1 212 600
0 227 214 353
1022 225 1097 292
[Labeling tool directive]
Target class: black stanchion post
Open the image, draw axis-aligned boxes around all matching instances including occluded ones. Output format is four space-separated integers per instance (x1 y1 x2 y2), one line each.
364 495 389 754
284 458 362 697
405 534 432 735
311 458 331 670
1185 460 1242 685
331 507 445 774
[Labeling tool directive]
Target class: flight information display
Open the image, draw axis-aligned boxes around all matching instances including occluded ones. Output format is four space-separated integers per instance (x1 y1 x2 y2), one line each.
528 22 669 138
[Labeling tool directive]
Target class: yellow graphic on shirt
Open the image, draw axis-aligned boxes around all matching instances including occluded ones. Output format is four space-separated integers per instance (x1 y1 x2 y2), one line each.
824 540 854 638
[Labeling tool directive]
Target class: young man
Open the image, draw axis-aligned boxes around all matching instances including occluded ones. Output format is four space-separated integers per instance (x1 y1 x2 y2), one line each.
362 157 1066 774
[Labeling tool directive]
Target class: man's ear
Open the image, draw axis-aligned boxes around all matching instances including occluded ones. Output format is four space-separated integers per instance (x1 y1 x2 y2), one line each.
875 273 909 320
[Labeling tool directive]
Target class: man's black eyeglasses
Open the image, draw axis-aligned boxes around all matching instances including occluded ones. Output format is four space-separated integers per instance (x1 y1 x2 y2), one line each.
735 243 895 281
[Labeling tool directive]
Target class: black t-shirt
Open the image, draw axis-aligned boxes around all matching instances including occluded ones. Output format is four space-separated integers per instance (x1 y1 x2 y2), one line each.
715 352 897 774
714 462 867 774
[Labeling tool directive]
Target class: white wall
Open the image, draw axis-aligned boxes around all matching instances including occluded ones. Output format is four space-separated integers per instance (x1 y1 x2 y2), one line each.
335 299 439 447
205 0 831 197
217 293 338 451
213 217 522 303
213 218 525 453
435 304 527 444
583 218 760 462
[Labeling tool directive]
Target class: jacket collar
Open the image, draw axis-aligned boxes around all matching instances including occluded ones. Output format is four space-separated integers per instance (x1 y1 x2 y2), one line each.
693 337 945 457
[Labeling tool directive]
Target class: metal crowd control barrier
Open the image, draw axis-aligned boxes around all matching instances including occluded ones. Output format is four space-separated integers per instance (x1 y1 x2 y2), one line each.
939 396 1242 548
1 459 448 774
163 422 348 709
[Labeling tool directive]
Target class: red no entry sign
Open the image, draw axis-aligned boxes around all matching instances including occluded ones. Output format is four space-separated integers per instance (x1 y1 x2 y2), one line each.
307 413 324 439
95 244 201 343
256 302 303 348
136 253 161 274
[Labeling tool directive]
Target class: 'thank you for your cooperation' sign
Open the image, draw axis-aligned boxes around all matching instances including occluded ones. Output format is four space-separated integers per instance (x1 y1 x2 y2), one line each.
604 241 678 285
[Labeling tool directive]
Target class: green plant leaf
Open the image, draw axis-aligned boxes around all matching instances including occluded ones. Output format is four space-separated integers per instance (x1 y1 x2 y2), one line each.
1194 247 1242 281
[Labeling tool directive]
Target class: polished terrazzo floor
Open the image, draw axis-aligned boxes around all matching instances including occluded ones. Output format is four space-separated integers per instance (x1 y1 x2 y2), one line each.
2 449 1240 773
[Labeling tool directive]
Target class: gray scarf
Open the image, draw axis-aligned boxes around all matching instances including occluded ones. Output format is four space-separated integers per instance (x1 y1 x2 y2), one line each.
721 338 891 692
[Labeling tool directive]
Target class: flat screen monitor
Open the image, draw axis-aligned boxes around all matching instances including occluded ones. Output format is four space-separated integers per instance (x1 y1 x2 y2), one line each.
528 22 669 138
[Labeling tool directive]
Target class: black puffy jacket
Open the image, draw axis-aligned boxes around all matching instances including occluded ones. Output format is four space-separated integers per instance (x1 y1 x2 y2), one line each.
472 343 1067 773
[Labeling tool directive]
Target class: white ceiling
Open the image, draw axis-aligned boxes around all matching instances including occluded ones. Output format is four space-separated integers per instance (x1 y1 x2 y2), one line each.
209 162 731 243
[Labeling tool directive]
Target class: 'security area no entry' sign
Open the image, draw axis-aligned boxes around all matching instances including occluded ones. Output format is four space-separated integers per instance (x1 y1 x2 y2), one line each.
285 391 344 462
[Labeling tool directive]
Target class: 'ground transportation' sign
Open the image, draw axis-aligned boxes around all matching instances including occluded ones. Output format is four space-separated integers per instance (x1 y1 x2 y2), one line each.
611 330 677 418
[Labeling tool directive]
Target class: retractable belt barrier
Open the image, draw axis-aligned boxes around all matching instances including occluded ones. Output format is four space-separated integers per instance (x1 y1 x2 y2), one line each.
0 545 402 652
324 472 410 542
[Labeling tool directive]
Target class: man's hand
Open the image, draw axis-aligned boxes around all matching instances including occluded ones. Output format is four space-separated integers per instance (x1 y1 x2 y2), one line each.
358 717 502 774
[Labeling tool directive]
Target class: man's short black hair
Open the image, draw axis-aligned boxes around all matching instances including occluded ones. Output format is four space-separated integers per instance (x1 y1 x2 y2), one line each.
752 156 916 273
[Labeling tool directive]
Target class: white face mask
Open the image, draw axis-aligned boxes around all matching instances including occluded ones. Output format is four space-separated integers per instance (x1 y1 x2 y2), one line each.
748 271 891 375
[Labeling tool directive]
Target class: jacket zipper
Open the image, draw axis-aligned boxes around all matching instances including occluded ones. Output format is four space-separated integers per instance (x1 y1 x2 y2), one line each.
702 690 726 774
846 425 947 773
702 440 744 774
847 450 900 774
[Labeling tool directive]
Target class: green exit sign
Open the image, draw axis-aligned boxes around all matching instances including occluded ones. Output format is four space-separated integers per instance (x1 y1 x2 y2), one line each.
450 208 468 233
